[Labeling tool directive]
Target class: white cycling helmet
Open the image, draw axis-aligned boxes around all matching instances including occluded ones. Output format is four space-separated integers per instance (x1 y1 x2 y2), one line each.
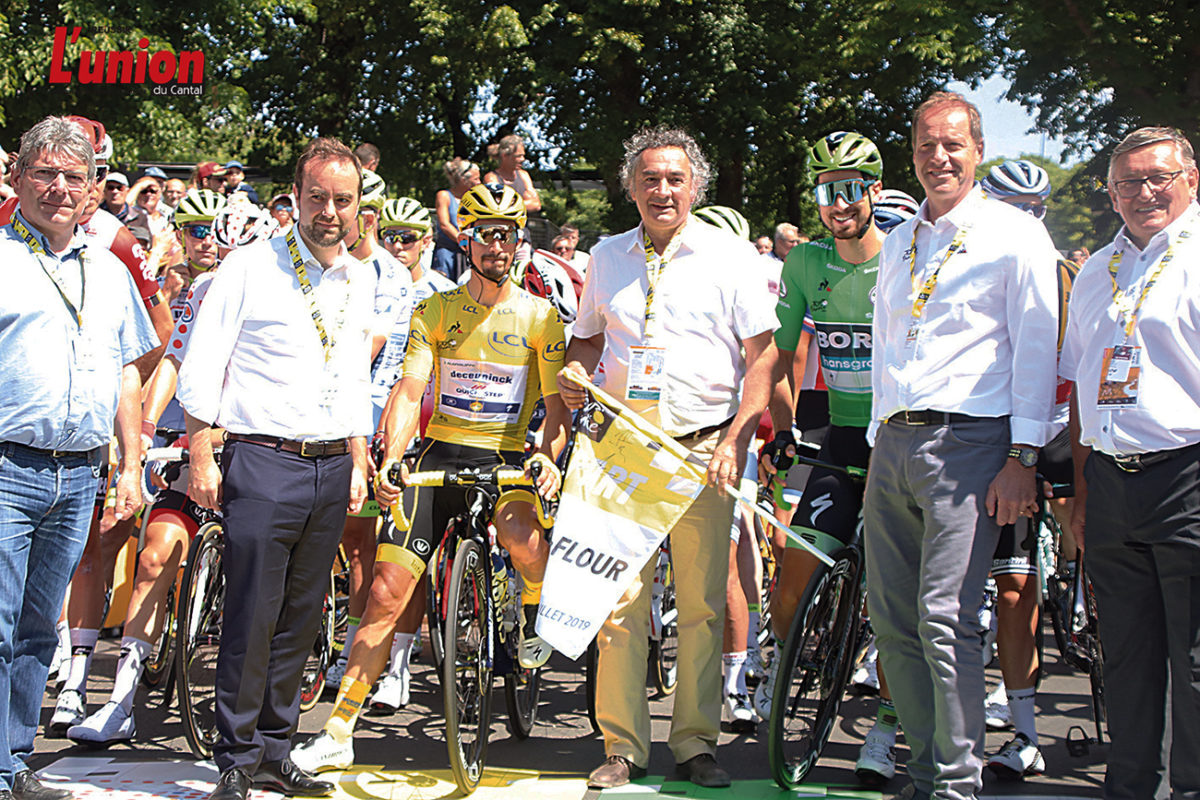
873 189 919 232
213 202 278 249
981 160 1051 200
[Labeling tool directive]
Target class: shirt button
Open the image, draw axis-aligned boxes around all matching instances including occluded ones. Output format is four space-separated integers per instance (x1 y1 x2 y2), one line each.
1102 425 1108 432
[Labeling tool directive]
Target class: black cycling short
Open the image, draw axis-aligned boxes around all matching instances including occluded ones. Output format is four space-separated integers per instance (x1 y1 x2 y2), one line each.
787 425 870 555
376 439 524 578
147 488 220 535
992 428 1073 576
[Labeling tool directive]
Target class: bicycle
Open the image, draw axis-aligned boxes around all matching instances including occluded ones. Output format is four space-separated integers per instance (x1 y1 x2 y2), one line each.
764 452 869 789
391 463 554 794
175 518 225 758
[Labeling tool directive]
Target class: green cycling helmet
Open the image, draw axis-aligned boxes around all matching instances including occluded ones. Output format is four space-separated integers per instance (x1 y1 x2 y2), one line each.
173 188 226 227
360 169 387 210
380 197 432 233
807 131 883 181
693 205 751 240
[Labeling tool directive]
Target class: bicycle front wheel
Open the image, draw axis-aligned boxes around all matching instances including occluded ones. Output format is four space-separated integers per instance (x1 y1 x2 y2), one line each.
504 659 541 740
650 548 678 697
768 547 862 789
299 571 336 711
1080 561 1106 743
443 538 494 794
175 521 225 759
141 577 177 691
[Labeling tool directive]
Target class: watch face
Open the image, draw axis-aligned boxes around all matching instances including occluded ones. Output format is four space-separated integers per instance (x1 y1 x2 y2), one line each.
1018 448 1038 467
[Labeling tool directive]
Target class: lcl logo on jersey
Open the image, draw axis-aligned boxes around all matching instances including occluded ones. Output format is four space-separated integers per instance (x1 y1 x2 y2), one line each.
488 332 534 358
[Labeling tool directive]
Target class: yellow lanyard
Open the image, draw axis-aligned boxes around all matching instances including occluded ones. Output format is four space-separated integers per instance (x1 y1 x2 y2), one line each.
286 229 348 363
12 216 85 328
1106 227 1192 341
642 226 685 333
908 223 970 320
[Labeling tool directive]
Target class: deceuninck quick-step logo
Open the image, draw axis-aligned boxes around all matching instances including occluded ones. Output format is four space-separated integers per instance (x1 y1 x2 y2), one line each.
48 26 205 95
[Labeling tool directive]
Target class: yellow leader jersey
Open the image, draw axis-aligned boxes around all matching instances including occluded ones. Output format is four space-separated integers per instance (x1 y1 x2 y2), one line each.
403 285 565 451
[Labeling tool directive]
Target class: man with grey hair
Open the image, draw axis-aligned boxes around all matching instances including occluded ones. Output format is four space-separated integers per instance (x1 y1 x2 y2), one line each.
1061 125 1200 800
771 222 804 261
0 116 156 800
558 125 780 789
866 91 1058 799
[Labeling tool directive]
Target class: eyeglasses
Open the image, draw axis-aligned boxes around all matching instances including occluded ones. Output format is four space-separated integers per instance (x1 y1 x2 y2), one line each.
467 225 519 245
381 229 421 245
105 182 125 191
27 166 90 191
183 224 214 240
1013 201 1047 220
1110 170 1184 199
813 177 876 207
272 203 292 212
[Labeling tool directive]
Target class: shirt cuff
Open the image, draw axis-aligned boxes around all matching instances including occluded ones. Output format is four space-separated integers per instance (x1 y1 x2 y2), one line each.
1010 417 1052 448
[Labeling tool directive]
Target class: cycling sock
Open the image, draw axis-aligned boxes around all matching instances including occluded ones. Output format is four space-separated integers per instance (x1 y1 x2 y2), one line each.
746 604 761 653
340 617 361 664
387 633 414 679
722 651 747 696
874 698 899 740
520 577 543 606
325 676 370 743
1007 687 1037 744
53 620 71 666
62 628 100 695
111 637 152 713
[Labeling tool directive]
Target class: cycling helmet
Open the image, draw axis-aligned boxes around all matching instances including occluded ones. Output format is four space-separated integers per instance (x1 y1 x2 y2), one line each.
980 159 1051 200
523 249 584 325
380 197 432 233
807 131 883 181
457 182 526 230
64 115 107 157
360 169 387 209
693 205 751 240
213 202 279 249
173 189 226 227
873 188 920 232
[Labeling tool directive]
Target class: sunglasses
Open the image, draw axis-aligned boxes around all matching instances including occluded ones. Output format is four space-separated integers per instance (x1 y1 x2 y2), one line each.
467 225 519 245
183 223 214 240
381 229 421 245
1013 201 1047 220
814 177 876 207
142 186 161 195
272 203 292 212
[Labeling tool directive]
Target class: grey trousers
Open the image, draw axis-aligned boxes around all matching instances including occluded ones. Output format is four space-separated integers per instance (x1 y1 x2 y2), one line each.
1085 447 1200 800
863 416 1008 800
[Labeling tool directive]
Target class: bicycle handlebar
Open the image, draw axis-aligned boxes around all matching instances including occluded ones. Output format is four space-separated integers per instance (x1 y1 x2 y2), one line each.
386 464 556 530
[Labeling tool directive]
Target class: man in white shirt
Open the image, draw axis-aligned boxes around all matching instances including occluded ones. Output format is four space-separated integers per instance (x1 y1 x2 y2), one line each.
1061 126 1200 800
558 126 779 790
179 138 374 800
865 92 1059 800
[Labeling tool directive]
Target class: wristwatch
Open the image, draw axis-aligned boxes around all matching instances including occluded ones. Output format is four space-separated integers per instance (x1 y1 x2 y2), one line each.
1008 445 1038 468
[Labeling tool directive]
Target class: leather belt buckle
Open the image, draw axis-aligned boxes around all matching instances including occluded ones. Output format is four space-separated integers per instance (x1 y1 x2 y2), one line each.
1111 454 1143 473
300 440 321 458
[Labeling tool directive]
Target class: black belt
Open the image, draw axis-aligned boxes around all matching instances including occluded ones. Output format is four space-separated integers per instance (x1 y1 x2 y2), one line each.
886 410 989 426
1099 441 1200 473
6 442 102 461
674 415 736 443
225 433 350 458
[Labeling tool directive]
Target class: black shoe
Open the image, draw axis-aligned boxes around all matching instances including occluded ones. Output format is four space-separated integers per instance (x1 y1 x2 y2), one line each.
208 769 252 800
11 771 71 800
675 753 731 787
253 758 334 797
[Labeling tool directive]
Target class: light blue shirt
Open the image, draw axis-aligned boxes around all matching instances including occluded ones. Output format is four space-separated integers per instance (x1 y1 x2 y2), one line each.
0 210 158 451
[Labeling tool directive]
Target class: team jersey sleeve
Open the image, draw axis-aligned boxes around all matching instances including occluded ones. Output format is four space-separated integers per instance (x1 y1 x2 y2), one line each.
110 224 160 307
534 302 567 398
773 251 808 352
401 294 439 383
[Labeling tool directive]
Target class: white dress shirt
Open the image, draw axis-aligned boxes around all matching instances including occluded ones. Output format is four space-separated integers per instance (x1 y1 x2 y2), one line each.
573 217 778 436
1060 201 1200 456
869 187 1059 446
177 232 375 440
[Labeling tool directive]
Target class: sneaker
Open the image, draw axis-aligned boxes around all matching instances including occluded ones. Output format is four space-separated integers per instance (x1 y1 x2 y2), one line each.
325 656 348 691
47 689 85 737
744 650 765 687
67 701 135 746
725 693 756 733
368 672 410 714
855 728 897 786
851 651 880 694
518 605 551 669
290 730 354 774
752 654 777 719
985 683 1012 730
988 733 1046 779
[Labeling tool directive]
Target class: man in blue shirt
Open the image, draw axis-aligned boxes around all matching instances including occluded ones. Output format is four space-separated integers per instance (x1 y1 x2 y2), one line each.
0 116 157 800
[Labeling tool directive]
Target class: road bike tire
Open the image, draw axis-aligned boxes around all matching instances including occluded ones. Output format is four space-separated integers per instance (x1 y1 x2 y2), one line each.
651 549 679 697
141 578 177 691
175 521 225 759
1080 562 1106 744
767 546 862 789
504 660 541 740
426 531 452 682
584 639 600 735
443 538 494 794
299 573 336 712
753 494 778 649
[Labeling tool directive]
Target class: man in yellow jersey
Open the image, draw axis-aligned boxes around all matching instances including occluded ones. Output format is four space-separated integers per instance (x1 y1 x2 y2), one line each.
291 182 570 773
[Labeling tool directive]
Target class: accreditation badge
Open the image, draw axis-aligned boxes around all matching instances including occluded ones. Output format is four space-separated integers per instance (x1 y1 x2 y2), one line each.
626 345 666 401
1097 345 1141 408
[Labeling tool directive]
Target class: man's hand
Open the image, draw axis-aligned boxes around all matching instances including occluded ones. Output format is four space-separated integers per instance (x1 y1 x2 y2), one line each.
348 462 368 514
556 363 591 410
189 459 223 511
375 458 409 507
525 453 562 501
112 466 143 521
708 432 748 496
985 458 1037 526
758 429 797 484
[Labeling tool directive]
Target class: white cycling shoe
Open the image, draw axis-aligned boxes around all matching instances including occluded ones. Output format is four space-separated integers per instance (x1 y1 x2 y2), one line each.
67 701 135 746
988 733 1046 779
290 730 355 774
369 671 410 713
48 689 86 737
855 728 897 786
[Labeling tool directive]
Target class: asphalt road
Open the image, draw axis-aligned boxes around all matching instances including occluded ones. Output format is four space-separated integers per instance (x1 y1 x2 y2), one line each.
30 631 1109 799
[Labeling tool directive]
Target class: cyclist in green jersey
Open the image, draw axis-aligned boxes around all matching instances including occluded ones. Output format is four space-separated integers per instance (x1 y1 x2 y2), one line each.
756 132 899 785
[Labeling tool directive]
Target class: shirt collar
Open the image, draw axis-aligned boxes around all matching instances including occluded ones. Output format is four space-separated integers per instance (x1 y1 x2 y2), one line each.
629 214 696 255
11 207 87 257
916 184 985 231
1115 200 1200 255
291 226 356 275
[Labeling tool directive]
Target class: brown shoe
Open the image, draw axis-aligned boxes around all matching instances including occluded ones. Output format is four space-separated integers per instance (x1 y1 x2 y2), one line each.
675 753 731 787
587 755 647 789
